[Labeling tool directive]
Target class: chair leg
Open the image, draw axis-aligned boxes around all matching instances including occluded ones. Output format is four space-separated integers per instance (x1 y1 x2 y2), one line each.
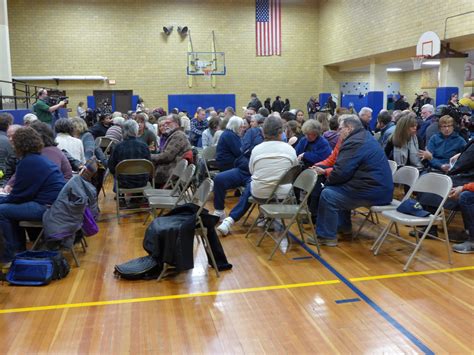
244 210 261 239
69 246 80 267
403 222 436 271
256 217 274 246
116 190 121 224
269 217 296 260
441 213 452 265
31 229 44 250
201 234 220 278
242 203 256 227
157 263 170 282
306 215 321 255
353 212 371 240
80 237 87 252
373 221 393 255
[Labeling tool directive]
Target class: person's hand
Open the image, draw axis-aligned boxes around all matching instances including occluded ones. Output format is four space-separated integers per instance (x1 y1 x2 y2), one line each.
59 100 67 107
449 153 460 166
418 149 432 160
297 153 304 161
310 166 325 175
449 186 463 199
2 185 12 194
287 136 298 146
440 164 450 172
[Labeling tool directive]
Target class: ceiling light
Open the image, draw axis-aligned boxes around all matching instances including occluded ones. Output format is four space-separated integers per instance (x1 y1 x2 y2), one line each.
386 67 402 72
422 60 440 66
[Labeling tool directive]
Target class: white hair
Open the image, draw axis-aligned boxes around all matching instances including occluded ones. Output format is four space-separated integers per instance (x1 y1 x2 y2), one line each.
112 111 122 118
359 107 373 116
226 116 244 134
23 113 38 125
123 120 139 138
113 116 125 126
421 104 434 113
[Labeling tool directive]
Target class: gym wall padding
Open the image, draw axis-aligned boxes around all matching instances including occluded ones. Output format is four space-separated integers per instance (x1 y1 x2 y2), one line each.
168 94 236 116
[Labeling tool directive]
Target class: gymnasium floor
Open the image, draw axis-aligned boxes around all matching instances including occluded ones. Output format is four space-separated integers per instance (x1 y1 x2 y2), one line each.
1 182 473 354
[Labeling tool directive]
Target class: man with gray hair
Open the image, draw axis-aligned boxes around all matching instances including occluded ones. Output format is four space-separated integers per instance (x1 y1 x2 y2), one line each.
217 115 298 235
417 103 436 149
358 107 373 134
311 115 393 246
23 113 38 126
108 120 151 189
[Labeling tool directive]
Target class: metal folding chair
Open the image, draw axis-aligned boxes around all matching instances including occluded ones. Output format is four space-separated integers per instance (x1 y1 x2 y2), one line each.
200 145 219 179
115 159 155 223
255 170 320 260
388 159 398 176
96 137 119 197
372 173 453 271
144 159 188 198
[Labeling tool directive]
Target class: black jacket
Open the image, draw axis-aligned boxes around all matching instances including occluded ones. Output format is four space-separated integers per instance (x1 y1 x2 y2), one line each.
448 139 474 187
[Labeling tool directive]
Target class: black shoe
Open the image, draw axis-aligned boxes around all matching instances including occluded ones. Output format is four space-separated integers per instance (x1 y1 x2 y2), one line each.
448 231 468 243
409 227 438 239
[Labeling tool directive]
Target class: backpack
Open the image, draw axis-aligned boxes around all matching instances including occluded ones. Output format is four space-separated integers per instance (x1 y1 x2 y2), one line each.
114 255 162 280
6 250 70 286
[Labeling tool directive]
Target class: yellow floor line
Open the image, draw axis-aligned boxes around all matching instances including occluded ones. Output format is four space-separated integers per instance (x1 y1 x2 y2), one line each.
1 266 472 315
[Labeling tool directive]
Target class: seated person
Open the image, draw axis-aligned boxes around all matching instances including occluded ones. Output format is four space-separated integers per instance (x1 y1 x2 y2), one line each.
0 127 65 264
215 116 243 171
375 111 395 149
202 116 221 149
55 118 86 164
295 120 332 168
217 116 297 235
136 113 158 151
105 116 125 142
189 108 208 147
419 115 466 172
449 182 474 254
150 114 191 187
286 120 303 148
90 113 113 139
108 120 151 189
322 115 340 150
313 116 393 246
417 104 436 149
0 113 13 186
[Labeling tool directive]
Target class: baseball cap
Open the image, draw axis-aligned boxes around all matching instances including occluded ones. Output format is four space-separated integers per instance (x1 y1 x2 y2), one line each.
396 199 430 217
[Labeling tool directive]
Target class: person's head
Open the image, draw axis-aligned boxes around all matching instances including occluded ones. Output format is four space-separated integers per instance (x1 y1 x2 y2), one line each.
316 112 330 132
112 111 122 118
286 120 302 138
23 113 38 126
450 93 458 102
55 118 74 135
7 124 21 142
338 114 362 140
376 111 392 129
37 88 48 100
281 111 295 122
327 96 334 103
392 110 402 122
162 114 181 135
359 107 373 123
113 116 125 127
420 104 434 120
275 95 281 101
392 112 418 148
250 114 265 128
0 113 13 132
295 110 305 123
422 91 429 99
244 107 256 121
208 116 221 132
224 106 235 119
251 93 257 99
258 107 270 117
99 113 113 127
438 115 455 137
196 108 206 121
262 115 283 141
135 113 148 132
69 117 89 137
329 116 339 131
78 101 84 107
265 97 271 103
30 121 56 147
12 127 44 158
208 110 218 119
123 119 139 139
226 116 244 135
301 119 322 142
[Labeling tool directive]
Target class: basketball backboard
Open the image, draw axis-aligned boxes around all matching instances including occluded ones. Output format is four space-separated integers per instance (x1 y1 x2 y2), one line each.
416 31 441 57
187 52 226 76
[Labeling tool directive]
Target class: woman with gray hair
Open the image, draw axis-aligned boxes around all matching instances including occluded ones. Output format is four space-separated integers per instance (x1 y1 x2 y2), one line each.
105 115 125 142
55 118 86 164
70 117 107 166
216 116 244 171
23 113 38 126
295 119 332 168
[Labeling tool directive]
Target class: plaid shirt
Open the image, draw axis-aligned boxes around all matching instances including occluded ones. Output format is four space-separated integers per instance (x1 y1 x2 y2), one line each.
190 118 208 137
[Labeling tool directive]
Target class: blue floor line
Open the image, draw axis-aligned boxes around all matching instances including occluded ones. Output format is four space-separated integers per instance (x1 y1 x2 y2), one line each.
335 298 360 304
289 234 434 355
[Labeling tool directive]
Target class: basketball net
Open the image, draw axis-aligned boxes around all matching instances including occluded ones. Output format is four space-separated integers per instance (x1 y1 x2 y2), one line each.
203 68 213 80
411 56 424 70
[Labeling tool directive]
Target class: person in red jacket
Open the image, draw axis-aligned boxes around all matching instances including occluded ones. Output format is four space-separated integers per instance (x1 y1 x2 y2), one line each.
449 182 474 254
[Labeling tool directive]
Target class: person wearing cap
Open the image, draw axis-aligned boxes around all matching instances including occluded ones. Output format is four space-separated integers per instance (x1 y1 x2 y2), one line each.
449 182 474 254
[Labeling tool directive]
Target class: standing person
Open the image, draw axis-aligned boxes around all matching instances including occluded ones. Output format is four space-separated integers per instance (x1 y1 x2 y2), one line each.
189 108 208 147
394 95 410 111
264 97 272 113
358 107 373 134
326 96 336 115
77 101 86 118
33 88 66 126
247 93 262 111
282 98 291 112
307 96 319 119
271 96 284 113
136 97 145 112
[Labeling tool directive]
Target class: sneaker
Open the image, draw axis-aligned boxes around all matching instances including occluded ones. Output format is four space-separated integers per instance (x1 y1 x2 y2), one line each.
318 237 338 247
452 241 474 254
257 217 267 227
213 210 226 222
217 217 234 236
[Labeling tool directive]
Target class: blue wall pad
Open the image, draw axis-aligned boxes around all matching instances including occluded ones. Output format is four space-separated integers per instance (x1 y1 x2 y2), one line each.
436 87 458 107
367 91 384 129
0 108 68 124
168 94 236 116
341 94 368 113
132 95 139 111
319 93 332 107
87 96 95 110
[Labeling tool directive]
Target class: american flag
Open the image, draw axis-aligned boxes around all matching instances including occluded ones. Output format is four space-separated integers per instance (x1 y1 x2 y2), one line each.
256 0 281 56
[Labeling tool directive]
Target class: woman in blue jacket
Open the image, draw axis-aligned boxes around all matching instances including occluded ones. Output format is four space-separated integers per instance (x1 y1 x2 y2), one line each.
215 116 243 171
295 120 332 168
0 127 65 265
419 115 466 172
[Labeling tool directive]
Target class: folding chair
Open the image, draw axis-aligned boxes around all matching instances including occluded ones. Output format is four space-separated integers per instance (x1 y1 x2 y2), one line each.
19 221 84 267
372 173 453 271
115 159 155 223
157 178 220 281
255 170 320 260
146 164 196 222
144 159 188 198
95 137 119 197
354 166 419 239
243 164 301 232
388 160 398 176
200 145 219 179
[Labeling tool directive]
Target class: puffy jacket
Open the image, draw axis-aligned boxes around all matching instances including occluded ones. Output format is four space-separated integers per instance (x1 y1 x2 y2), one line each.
234 127 264 174
326 128 393 205
426 131 466 170
216 129 241 170
295 136 332 168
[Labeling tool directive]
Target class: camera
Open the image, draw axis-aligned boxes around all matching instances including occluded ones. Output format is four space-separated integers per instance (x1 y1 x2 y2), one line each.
46 95 69 106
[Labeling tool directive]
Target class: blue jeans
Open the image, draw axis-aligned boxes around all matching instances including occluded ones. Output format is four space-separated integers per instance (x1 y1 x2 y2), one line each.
316 187 371 239
459 191 474 241
213 168 251 218
0 202 47 262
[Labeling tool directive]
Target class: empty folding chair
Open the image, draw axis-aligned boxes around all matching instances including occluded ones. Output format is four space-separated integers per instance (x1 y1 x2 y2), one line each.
200 145 219 179
372 173 453 271
144 159 188 198
388 159 398 176
255 169 320 260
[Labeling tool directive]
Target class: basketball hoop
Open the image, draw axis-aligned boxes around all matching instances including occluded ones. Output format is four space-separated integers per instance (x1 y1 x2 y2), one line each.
411 55 425 70
203 68 213 80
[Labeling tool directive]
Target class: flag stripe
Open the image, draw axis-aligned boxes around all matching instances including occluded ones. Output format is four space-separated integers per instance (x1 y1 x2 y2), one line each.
256 0 281 56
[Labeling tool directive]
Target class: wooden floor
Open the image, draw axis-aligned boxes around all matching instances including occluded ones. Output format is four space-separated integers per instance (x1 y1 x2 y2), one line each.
1 180 474 354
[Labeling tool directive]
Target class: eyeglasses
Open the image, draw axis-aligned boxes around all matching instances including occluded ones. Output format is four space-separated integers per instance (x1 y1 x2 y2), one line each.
440 125 453 129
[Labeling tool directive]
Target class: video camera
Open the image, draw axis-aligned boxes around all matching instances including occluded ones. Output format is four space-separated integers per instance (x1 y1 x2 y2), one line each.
46 95 69 106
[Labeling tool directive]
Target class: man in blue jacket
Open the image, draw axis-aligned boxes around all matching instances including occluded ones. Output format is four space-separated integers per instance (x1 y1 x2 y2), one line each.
312 115 394 247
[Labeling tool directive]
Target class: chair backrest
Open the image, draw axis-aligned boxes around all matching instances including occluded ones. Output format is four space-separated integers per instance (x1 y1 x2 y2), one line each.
192 178 214 215
393 166 419 189
175 164 196 202
96 136 118 156
116 159 155 189
201 145 217 162
163 159 188 189
388 160 398 176
412 172 452 199
262 164 302 204
293 169 318 194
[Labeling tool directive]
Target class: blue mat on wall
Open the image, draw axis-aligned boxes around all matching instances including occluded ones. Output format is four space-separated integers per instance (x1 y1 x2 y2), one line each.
0 108 68 125
168 94 236 116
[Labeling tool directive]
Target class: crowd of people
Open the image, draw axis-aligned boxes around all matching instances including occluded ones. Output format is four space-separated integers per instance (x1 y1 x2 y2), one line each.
0 88 472 269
